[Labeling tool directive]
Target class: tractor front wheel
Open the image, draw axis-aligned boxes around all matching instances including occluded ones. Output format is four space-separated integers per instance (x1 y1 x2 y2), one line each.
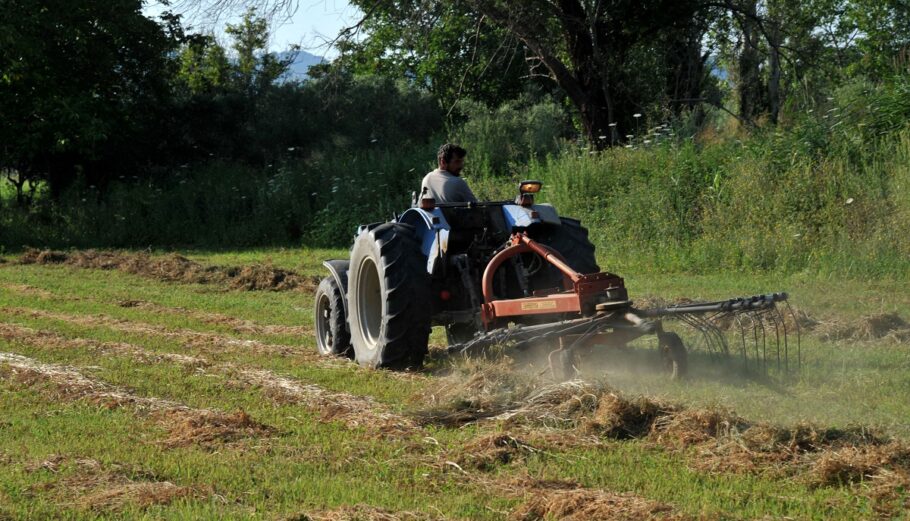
314 276 352 358
347 223 431 369
659 332 688 379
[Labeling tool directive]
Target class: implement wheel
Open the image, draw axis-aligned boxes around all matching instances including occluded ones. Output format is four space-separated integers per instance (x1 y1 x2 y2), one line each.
659 332 688 379
314 276 352 357
347 223 431 369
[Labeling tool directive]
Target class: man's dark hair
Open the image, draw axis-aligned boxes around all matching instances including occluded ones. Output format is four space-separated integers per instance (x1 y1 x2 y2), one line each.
438 143 467 164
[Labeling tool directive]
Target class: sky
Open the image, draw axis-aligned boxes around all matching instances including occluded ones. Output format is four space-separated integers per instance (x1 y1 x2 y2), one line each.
143 0 361 58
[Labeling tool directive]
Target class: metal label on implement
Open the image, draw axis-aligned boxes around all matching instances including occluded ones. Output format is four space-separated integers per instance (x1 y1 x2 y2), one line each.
521 300 558 311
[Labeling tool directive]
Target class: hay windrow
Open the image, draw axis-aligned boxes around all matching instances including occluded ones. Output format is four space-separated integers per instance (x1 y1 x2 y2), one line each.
293 505 440 521
814 312 910 342
236 368 419 436
0 322 208 368
155 409 276 448
116 299 311 335
414 356 910 510
19 248 319 292
446 433 541 472
506 479 686 521
1 306 317 359
0 352 274 448
0 320 416 438
25 455 205 512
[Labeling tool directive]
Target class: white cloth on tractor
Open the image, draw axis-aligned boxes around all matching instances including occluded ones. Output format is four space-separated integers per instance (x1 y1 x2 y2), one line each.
419 169 477 204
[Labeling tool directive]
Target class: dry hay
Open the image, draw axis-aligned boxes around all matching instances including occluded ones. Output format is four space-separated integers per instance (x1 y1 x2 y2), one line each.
0 351 274 448
649 408 749 449
1 306 315 359
0 322 208 368
507 479 685 521
25 455 204 513
155 409 276 448
413 358 672 439
447 433 540 472
117 298 311 336
19 248 318 292
808 443 910 486
412 357 540 427
814 312 910 342
293 505 440 521
0 319 413 438
236 368 418 437
0 282 57 299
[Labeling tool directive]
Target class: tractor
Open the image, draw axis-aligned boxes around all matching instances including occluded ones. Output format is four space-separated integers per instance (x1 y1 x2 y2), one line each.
315 181 798 378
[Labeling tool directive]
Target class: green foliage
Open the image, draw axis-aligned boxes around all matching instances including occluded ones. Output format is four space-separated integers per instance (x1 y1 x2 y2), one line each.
0 0 179 196
453 97 569 174
331 1 531 113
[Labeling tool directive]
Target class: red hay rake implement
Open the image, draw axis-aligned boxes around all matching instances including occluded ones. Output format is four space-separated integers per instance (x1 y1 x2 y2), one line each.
449 232 801 380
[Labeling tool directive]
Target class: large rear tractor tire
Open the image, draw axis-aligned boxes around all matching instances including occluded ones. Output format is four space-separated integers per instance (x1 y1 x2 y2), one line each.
314 276 352 358
347 223 431 369
533 218 600 290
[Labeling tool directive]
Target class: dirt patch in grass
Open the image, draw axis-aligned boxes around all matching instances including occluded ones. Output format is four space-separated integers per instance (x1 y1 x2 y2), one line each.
25 455 204 513
19 248 318 292
507 478 686 521
294 505 439 521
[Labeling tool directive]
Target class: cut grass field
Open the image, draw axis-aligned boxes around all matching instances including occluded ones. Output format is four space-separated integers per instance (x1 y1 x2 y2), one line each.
1 248 909 519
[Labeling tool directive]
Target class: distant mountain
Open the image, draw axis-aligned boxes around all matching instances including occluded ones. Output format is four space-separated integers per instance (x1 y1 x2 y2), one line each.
277 50 325 81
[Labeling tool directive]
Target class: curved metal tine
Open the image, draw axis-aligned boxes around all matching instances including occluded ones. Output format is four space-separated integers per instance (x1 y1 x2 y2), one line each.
695 315 723 357
733 312 750 371
698 313 729 358
771 305 789 373
747 311 764 373
680 314 713 354
784 300 801 371
679 314 716 356
706 311 732 356
753 310 767 373
772 305 793 373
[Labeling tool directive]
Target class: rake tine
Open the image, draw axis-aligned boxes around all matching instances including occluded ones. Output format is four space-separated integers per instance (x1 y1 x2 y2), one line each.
700 316 725 358
755 311 768 373
680 314 715 356
708 311 731 356
734 313 750 370
684 313 720 357
770 306 784 371
784 300 802 371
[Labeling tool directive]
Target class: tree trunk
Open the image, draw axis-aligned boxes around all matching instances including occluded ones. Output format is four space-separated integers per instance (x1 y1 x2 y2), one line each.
736 0 764 123
767 23 782 124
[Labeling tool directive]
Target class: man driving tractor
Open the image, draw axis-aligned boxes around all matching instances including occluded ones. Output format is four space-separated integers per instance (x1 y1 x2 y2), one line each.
420 143 477 204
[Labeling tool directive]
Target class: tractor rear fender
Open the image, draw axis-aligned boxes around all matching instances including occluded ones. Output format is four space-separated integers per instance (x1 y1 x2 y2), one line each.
398 207 450 275
322 260 350 317
501 203 561 229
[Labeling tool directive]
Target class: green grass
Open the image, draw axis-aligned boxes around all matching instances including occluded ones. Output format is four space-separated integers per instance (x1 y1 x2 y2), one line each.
0 249 908 519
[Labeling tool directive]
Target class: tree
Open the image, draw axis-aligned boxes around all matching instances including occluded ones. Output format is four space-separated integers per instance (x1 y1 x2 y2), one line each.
324 1 532 115
225 8 295 93
0 0 180 200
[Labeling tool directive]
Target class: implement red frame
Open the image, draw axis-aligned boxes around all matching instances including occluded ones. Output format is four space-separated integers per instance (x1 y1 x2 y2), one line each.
480 233 625 328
